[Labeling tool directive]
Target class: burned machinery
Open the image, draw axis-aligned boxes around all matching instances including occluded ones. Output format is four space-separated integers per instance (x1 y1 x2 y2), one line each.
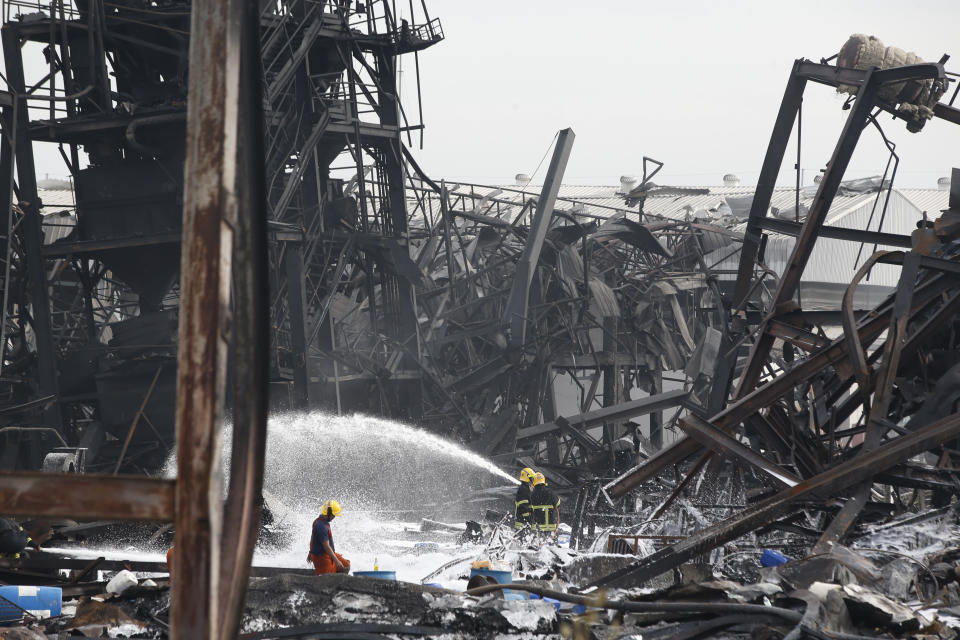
0 0 443 472
0 0 727 481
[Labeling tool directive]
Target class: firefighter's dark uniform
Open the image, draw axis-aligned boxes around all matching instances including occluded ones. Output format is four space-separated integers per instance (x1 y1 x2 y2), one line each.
0 519 29 558
514 482 532 529
530 484 560 532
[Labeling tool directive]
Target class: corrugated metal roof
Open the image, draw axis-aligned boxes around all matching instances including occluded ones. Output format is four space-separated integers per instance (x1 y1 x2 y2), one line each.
34 189 76 245
438 183 854 223
897 188 949 216
411 181 949 231
703 190 923 294
37 188 75 209
26 184 950 265
27 182 945 301
639 186 875 223
36 183 948 222
827 190 922 235
41 210 76 245
440 182 634 219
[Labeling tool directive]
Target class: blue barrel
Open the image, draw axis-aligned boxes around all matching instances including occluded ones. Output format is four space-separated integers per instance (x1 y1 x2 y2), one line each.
572 603 603 615
0 586 62 623
469 568 512 584
528 593 562 610
353 570 397 581
760 549 790 567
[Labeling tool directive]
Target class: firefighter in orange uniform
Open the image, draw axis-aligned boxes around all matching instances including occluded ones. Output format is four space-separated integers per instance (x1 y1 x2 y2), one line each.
308 500 350 575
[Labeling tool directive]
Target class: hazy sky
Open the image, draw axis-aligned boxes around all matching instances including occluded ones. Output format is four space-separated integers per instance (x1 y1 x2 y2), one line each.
402 0 960 188
23 1 960 190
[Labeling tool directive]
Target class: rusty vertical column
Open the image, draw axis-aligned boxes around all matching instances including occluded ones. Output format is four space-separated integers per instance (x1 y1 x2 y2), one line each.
171 0 243 636
218 0 270 634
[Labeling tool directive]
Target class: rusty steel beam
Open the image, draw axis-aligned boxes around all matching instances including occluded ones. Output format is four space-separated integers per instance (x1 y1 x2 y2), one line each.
589 408 960 589
0 472 174 521
217 0 270 637
172 0 242 635
679 415 801 487
767 319 832 353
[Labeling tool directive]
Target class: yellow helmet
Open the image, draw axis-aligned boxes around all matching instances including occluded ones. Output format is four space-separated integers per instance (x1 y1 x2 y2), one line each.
519 467 536 483
321 500 342 517
532 472 546 486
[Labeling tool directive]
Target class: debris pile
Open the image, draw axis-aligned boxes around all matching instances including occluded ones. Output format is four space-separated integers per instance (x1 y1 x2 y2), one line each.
0 506 960 638
2 5 960 637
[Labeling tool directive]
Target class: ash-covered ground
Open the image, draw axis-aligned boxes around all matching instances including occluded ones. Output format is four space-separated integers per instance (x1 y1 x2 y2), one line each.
10 414 960 639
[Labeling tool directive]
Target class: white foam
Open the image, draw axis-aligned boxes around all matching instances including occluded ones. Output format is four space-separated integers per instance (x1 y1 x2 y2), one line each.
250 412 515 586
151 412 520 588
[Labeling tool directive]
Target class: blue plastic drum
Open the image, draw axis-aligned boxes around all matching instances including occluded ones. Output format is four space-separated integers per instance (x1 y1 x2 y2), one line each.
760 549 790 567
353 570 397 581
469 568 512 584
0 586 62 624
529 593 562 610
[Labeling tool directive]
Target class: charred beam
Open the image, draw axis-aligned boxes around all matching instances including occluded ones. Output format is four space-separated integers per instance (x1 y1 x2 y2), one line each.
503 128 574 352
678 415 801 487
517 389 688 445
589 408 960 589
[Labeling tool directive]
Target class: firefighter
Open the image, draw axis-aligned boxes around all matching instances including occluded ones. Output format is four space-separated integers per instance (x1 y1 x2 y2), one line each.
514 467 536 529
308 500 351 575
529 473 560 534
0 518 51 559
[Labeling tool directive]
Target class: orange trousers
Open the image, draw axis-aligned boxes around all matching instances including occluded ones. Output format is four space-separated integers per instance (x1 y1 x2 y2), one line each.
309 552 350 575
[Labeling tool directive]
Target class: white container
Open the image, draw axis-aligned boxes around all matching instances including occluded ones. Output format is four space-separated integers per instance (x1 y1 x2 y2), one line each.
106 570 139 595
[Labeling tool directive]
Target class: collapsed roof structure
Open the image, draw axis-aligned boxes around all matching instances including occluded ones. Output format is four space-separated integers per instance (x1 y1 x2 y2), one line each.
0 1 959 633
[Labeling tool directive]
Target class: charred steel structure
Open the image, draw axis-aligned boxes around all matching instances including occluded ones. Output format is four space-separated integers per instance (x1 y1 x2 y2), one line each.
2 3 960 629
0 0 714 481
585 56 960 586
0 0 442 472
5 0 960 589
